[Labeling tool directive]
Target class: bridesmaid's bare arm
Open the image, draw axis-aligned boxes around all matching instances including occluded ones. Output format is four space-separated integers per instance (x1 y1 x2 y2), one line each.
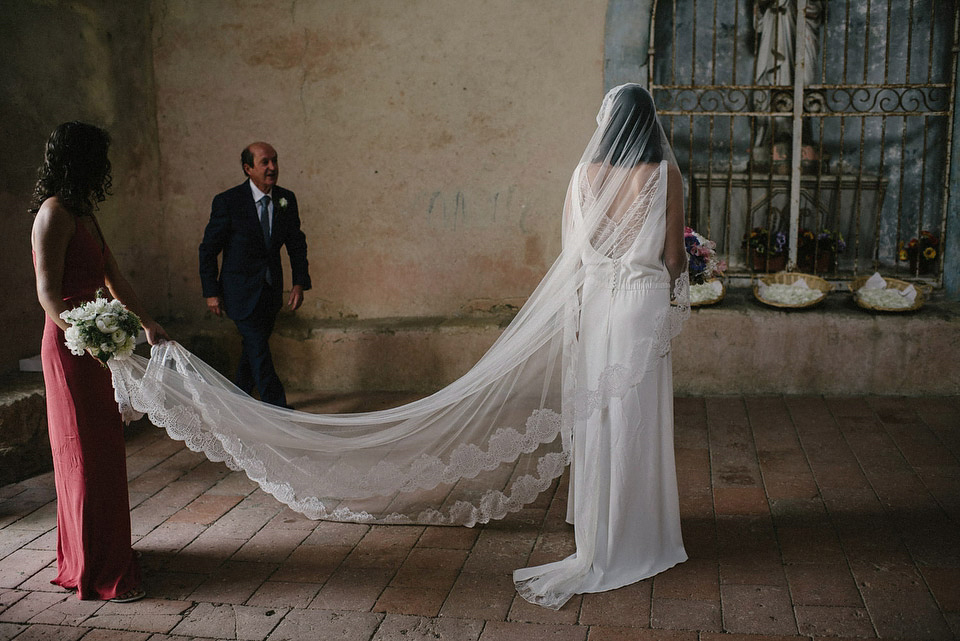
32 198 75 332
103 249 170 345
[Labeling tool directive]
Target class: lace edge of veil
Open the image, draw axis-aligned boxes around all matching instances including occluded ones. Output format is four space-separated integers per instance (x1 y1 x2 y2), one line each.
110 348 569 526
109 281 686 527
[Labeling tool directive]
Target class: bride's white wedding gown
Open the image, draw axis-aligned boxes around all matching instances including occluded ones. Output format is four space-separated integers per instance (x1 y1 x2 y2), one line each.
513 160 686 607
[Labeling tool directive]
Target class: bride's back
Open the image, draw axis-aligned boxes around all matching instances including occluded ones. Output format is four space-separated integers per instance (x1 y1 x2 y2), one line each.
583 161 662 224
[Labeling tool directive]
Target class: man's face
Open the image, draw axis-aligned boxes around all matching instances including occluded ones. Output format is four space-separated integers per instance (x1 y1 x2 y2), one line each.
244 143 279 193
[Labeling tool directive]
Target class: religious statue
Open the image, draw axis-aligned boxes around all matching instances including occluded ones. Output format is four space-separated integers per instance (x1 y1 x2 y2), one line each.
753 0 824 170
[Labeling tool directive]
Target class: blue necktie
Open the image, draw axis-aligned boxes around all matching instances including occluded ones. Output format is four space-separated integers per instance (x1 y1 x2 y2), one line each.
259 195 272 284
258 195 271 245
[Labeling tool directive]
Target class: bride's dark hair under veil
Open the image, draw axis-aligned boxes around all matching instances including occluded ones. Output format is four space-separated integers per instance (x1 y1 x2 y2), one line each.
592 85 663 166
109 84 689 536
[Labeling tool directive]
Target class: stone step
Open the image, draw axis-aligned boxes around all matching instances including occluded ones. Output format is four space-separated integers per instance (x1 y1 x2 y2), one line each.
0 372 48 485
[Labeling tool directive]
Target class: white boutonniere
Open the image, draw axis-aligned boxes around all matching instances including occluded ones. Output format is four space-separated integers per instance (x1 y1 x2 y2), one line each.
278 197 288 212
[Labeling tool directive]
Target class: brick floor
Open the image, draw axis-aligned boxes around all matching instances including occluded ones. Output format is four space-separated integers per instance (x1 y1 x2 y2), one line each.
0 395 957 640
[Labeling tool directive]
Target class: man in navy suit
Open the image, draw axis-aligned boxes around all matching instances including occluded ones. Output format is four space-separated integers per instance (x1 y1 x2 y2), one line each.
199 142 311 408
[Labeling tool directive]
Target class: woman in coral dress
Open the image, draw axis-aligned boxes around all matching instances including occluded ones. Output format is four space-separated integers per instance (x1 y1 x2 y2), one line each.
31 122 168 602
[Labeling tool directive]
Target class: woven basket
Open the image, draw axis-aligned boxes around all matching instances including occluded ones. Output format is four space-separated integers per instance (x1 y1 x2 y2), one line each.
753 272 832 309
849 276 928 312
689 278 726 307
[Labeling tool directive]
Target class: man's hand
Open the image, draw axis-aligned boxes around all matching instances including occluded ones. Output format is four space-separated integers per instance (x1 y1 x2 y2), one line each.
288 285 304 311
206 296 224 317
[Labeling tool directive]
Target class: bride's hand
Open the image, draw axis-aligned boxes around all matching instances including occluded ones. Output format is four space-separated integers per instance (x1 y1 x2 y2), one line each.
143 320 170 345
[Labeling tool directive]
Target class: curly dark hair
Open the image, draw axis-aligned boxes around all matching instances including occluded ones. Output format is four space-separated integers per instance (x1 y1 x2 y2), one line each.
30 121 113 216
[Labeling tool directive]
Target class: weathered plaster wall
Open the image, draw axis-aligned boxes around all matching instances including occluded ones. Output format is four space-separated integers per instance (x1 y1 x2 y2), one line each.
220 295 956 396
150 0 606 325
0 1 164 374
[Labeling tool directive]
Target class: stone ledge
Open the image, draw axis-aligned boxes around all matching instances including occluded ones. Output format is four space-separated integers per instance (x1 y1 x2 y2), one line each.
167 291 960 396
673 290 960 395
0 372 49 485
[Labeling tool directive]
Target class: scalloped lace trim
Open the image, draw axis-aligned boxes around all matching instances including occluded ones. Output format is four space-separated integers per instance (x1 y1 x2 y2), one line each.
315 409 563 496
110 347 568 525
515 576 574 610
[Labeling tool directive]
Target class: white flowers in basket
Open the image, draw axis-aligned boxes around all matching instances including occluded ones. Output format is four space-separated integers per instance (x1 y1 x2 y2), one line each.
756 281 825 306
857 288 914 309
60 290 141 364
855 272 917 310
690 279 724 305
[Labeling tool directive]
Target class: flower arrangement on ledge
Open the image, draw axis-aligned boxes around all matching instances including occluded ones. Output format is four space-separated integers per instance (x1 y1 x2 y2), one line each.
742 227 787 271
685 227 727 305
899 230 939 274
797 228 845 273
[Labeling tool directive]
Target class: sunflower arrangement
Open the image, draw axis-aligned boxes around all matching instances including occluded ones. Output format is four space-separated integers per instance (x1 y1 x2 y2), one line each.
899 230 939 274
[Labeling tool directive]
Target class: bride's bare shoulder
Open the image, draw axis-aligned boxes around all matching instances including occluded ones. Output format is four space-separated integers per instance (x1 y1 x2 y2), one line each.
582 162 602 181
627 162 662 189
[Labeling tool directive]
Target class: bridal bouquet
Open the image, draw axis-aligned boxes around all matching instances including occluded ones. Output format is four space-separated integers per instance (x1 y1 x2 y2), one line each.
684 227 726 284
60 290 141 364
685 228 727 305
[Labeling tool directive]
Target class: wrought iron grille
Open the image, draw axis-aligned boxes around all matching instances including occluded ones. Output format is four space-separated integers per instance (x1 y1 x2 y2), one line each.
649 0 958 285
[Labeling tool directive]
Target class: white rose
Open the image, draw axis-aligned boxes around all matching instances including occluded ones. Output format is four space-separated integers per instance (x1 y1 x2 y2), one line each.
111 329 128 345
96 313 120 334
76 306 97 322
114 335 136 357
63 326 85 355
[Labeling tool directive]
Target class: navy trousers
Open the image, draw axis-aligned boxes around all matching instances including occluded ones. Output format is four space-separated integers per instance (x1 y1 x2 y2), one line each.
233 284 287 408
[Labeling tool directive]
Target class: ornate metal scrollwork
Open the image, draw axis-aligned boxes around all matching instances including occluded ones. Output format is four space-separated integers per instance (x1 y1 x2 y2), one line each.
802 90 826 114
653 84 947 116
772 90 793 113
654 87 766 114
818 85 949 115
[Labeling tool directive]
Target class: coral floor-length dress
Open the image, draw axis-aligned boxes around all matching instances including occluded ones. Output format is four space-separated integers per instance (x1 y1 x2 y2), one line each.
36 220 140 600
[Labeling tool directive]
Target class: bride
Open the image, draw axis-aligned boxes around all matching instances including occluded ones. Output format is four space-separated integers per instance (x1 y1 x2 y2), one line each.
109 83 689 609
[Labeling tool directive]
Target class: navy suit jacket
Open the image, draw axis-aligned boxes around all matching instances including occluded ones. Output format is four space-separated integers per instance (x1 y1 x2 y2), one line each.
199 181 311 321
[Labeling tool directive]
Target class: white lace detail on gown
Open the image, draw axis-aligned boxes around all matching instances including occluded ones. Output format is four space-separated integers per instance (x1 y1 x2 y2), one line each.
582 165 660 260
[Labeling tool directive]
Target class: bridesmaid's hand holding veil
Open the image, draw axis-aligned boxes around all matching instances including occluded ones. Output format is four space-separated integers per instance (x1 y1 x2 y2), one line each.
143 319 170 345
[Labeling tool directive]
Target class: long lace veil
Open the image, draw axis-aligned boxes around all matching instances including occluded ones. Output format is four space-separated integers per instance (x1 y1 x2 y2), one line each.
110 84 689 531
